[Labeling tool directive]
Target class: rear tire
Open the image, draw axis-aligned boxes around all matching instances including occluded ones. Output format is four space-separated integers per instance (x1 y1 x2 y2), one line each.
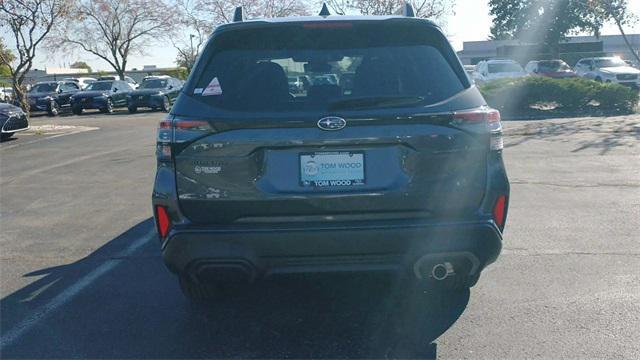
1 133 13 141
128 106 137 113
100 98 114 113
595 77 602 82
160 96 170 112
47 100 59 116
72 106 83 115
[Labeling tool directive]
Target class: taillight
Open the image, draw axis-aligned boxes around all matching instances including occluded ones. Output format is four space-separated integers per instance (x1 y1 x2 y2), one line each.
453 107 503 150
493 195 507 229
156 117 214 162
155 205 171 238
156 118 173 162
173 118 213 145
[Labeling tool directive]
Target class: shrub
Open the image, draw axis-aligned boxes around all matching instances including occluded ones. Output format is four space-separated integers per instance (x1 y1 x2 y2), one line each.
593 83 639 111
479 76 638 115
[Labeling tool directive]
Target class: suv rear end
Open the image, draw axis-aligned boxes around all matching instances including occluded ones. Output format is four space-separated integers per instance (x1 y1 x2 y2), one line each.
152 13 509 300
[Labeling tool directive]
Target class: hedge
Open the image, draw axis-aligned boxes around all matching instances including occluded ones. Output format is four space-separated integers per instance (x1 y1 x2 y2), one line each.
479 77 639 115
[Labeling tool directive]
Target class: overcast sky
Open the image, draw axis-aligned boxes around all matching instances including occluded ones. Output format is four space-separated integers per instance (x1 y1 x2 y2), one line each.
30 0 640 72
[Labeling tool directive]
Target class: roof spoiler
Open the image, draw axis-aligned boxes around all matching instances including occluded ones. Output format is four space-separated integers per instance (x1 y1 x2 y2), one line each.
394 2 415 17
233 6 244 22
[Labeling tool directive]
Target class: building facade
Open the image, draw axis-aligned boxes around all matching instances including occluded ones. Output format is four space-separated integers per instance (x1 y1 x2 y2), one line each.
457 34 640 66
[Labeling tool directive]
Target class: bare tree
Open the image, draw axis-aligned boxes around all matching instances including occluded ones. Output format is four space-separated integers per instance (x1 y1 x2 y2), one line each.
52 0 176 80
325 0 454 19
172 0 212 74
0 0 70 112
593 0 640 64
199 0 310 25
172 0 310 72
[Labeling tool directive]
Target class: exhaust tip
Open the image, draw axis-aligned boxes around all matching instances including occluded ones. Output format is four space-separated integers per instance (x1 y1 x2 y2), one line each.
431 262 454 281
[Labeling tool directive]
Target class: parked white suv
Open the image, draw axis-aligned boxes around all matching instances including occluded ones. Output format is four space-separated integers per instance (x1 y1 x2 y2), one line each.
574 57 640 87
474 60 528 84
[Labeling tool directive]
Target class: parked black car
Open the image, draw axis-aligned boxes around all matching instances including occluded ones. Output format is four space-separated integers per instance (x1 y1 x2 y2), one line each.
26 81 81 116
127 76 182 113
70 80 133 114
153 6 510 301
0 103 29 140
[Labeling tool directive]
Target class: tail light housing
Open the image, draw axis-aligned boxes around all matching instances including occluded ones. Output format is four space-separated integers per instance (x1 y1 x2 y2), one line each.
453 107 503 150
493 195 507 229
156 117 214 162
155 205 171 238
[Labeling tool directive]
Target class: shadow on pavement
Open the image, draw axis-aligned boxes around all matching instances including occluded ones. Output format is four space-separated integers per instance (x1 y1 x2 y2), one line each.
504 117 640 155
1 219 469 359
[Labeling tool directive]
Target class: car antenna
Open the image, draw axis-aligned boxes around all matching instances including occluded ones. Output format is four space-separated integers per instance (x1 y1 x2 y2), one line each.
394 2 415 17
233 6 244 22
319 3 331 16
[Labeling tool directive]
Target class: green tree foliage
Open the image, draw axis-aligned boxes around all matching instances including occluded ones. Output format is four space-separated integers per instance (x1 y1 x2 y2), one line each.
70 61 92 73
0 40 15 78
488 0 603 55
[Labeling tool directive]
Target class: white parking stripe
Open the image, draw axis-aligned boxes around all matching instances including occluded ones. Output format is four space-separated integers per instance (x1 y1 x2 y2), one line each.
0 229 156 349
0 127 98 151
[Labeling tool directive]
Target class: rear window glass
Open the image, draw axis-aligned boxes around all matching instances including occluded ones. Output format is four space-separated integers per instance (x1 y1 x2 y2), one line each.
188 22 465 112
140 79 167 89
30 83 57 93
488 62 524 73
86 82 113 91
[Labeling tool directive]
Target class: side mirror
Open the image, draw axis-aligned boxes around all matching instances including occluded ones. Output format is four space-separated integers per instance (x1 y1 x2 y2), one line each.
113 88 118 92
168 85 173 90
58 88 64 93
533 69 538 73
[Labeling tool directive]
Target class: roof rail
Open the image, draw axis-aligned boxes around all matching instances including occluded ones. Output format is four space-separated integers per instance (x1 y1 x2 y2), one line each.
233 6 244 22
319 3 331 16
394 2 415 17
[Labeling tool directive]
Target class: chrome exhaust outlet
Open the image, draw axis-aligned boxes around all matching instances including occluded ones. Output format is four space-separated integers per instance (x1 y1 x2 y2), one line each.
431 262 455 281
413 252 481 281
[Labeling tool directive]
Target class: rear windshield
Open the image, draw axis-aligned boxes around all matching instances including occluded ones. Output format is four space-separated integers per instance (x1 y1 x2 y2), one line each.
595 58 626 68
538 61 570 72
86 82 113 91
188 22 466 112
488 62 524 73
140 79 167 89
30 83 57 93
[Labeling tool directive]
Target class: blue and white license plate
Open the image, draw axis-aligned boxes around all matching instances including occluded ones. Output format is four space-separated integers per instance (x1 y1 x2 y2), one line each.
300 152 365 187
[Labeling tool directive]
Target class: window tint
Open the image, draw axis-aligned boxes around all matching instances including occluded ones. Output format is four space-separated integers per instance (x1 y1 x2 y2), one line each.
189 23 465 113
86 81 113 91
595 58 626 68
488 62 523 73
141 79 167 89
30 83 58 93
63 83 79 91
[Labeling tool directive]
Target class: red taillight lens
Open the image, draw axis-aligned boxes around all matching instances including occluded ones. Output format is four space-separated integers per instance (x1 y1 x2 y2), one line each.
155 205 171 238
493 195 507 228
174 120 211 130
453 108 503 150
453 108 501 126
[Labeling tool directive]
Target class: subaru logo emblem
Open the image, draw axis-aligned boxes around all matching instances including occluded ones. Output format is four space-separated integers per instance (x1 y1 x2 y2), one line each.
317 117 346 131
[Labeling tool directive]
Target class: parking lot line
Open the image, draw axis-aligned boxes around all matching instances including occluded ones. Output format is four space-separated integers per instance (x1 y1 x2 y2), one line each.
0 229 155 350
0 127 98 152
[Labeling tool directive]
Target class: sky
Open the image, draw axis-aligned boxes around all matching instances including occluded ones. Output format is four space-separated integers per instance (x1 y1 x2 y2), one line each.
27 0 640 72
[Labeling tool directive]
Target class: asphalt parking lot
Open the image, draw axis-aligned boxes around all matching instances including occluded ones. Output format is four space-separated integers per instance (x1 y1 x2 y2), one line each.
1 110 639 359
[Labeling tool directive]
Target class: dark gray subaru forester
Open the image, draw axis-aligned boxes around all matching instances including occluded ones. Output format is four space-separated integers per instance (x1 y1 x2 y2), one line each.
153 5 509 301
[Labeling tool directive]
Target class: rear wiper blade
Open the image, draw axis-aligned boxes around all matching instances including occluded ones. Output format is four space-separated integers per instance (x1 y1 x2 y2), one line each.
328 96 425 110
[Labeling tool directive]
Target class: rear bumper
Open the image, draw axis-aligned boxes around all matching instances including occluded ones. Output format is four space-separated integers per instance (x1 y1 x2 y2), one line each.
161 219 502 283
72 98 108 109
128 96 164 108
